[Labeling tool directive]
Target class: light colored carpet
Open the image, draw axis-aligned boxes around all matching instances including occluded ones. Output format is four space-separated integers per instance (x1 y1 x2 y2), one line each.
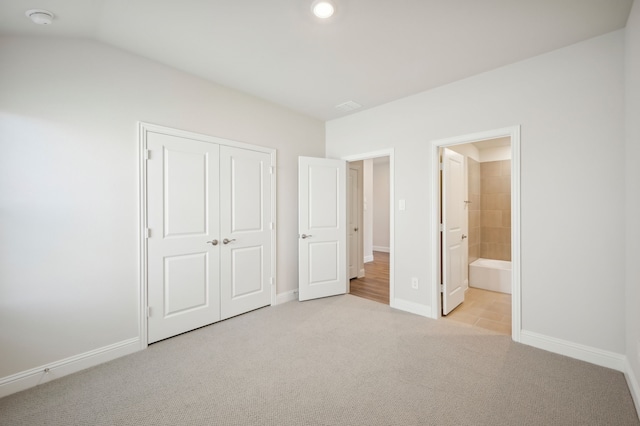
0 294 638 425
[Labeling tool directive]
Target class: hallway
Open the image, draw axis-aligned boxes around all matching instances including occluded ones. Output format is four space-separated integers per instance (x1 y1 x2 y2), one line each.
349 251 389 305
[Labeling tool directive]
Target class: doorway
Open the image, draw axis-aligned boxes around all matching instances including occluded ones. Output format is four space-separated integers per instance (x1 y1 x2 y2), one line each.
342 150 394 307
431 127 521 341
350 251 390 304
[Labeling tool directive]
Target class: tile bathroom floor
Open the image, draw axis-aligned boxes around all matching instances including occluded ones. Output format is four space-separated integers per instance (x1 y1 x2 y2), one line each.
444 287 512 335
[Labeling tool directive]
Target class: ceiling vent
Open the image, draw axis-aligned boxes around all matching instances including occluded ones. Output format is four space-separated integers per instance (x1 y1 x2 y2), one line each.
335 101 362 112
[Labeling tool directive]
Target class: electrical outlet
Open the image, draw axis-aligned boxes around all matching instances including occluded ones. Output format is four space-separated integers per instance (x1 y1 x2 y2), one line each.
411 277 419 289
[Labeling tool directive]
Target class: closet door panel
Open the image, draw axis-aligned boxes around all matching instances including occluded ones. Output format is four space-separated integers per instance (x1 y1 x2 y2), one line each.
146 132 220 343
219 146 272 320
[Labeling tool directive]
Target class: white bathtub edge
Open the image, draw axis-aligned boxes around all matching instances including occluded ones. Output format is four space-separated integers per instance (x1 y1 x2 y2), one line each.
470 258 512 270
469 258 512 294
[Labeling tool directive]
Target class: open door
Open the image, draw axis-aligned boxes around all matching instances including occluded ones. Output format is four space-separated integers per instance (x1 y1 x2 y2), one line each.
298 156 347 301
442 148 465 315
348 167 359 279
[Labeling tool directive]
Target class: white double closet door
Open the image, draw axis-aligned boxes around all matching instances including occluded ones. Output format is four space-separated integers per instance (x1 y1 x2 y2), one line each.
145 127 273 343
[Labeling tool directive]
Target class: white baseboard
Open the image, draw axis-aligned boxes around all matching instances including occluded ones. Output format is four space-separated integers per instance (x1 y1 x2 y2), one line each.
625 359 640 417
276 289 298 305
364 255 374 263
372 246 390 253
391 298 433 319
0 337 141 399
520 330 626 372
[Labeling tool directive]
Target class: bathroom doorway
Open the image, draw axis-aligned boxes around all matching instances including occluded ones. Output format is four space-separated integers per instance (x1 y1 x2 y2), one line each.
431 127 521 341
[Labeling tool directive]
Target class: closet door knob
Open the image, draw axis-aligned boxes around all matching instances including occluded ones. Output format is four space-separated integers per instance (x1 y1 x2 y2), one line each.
223 238 236 245
461 234 468 240
206 239 219 246
301 234 312 239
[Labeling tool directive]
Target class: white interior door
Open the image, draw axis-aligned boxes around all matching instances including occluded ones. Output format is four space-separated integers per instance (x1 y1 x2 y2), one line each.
442 148 465 315
348 168 359 279
147 132 220 343
298 156 347 301
219 146 272 320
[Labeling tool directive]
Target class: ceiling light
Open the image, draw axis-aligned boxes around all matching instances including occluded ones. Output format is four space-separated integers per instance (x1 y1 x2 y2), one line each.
312 1 335 19
25 9 54 25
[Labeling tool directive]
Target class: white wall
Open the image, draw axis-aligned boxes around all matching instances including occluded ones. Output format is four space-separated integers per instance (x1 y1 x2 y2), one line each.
372 159 390 252
625 0 640 410
0 37 324 382
363 159 374 262
327 31 626 354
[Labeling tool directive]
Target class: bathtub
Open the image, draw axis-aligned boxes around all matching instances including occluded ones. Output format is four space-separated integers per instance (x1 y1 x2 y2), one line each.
469 258 512 294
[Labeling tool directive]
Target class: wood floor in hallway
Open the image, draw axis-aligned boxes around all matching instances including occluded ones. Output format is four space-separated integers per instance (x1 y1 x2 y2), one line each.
349 251 389 305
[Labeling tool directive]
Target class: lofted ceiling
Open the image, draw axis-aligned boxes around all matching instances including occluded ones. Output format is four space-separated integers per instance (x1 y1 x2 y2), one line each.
0 0 634 120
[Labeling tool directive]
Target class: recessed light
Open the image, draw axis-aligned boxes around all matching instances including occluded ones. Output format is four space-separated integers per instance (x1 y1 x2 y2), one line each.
25 9 54 25
311 0 335 19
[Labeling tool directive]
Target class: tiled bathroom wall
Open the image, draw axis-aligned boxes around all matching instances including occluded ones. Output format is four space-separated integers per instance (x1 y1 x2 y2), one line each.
468 158 481 263
480 160 511 261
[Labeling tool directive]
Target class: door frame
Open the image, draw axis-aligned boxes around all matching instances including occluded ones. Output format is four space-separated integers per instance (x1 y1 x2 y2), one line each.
430 126 521 342
341 149 395 307
138 122 277 349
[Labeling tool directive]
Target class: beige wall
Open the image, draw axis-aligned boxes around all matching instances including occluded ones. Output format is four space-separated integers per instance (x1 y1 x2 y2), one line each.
372 159 391 251
480 160 511 261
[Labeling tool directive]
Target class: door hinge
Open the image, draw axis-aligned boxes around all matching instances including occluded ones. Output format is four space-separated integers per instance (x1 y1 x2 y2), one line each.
270 222 275 230
145 228 151 238
440 284 444 293
439 223 443 232
147 306 152 318
269 166 274 175
145 149 151 160
270 277 275 286
439 162 443 171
